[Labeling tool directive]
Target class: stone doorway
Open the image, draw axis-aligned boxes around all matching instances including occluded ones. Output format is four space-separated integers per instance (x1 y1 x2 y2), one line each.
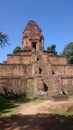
32 42 37 50
44 82 48 92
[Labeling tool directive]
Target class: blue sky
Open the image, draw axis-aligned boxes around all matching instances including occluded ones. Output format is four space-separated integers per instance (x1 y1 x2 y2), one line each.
0 0 73 62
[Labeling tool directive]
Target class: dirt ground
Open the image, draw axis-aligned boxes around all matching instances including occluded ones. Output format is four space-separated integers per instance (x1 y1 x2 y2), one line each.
0 100 73 130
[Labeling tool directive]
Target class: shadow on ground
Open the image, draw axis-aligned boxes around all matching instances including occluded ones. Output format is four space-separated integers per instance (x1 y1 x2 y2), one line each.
0 96 32 116
0 114 73 130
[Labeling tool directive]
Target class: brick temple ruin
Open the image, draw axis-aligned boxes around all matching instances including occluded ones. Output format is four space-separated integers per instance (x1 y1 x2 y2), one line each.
0 20 73 98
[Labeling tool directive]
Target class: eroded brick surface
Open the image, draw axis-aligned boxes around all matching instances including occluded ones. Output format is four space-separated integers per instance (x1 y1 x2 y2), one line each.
0 20 73 97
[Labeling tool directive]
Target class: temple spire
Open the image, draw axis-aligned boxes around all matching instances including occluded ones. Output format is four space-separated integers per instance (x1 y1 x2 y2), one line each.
22 20 44 51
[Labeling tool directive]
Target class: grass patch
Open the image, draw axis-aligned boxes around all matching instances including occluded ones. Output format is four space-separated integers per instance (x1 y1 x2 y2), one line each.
0 97 18 117
49 106 73 117
0 95 44 118
69 95 73 101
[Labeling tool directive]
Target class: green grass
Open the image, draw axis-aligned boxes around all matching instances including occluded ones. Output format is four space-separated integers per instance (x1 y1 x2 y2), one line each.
48 94 73 116
1 94 73 118
49 95 73 116
69 95 73 101
0 96 44 118
49 106 73 117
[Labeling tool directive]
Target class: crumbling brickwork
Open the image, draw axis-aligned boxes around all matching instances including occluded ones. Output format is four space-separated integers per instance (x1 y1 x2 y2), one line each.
0 20 73 97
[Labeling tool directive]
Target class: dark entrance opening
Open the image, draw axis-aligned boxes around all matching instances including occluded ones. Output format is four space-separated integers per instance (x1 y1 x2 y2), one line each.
39 67 42 74
32 42 36 50
37 57 39 61
44 83 48 92
52 70 55 74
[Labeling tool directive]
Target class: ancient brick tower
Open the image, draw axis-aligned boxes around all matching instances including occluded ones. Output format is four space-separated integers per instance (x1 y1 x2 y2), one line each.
22 20 44 51
0 20 73 97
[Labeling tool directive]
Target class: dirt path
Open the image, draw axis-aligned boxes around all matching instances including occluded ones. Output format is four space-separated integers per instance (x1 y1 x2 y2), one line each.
0 100 73 130
18 100 73 115
17 100 51 115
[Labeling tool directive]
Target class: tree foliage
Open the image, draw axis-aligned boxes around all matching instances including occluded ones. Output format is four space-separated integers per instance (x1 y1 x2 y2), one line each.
13 46 21 54
62 42 73 64
47 44 57 55
68 56 73 64
0 32 9 47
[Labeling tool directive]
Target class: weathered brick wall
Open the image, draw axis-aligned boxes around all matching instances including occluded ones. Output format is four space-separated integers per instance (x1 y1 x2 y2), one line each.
52 65 73 75
21 55 31 64
27 65 32 76
1 19 73 98
15 51 31 55
31 53 37 63
33 75 73 97
42 53 48 63
31 52 48 64
36 77 43 90
7 55 31 64
32 75 62 98
0 64 27 76
31 52 43 63
0 76 27 95
32 63 51 75
26 78 34 95
32 63 41 75
48 56 67 65
7 55 21 64
22 37 31 49
54 75 73 95
59 76 73 95
0 48 73 97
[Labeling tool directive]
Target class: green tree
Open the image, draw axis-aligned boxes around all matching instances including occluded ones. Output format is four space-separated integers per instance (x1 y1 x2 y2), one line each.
68 56 73 64
62 42 73 64
47 44 57 55
0 32 9 47
13 46 21 54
